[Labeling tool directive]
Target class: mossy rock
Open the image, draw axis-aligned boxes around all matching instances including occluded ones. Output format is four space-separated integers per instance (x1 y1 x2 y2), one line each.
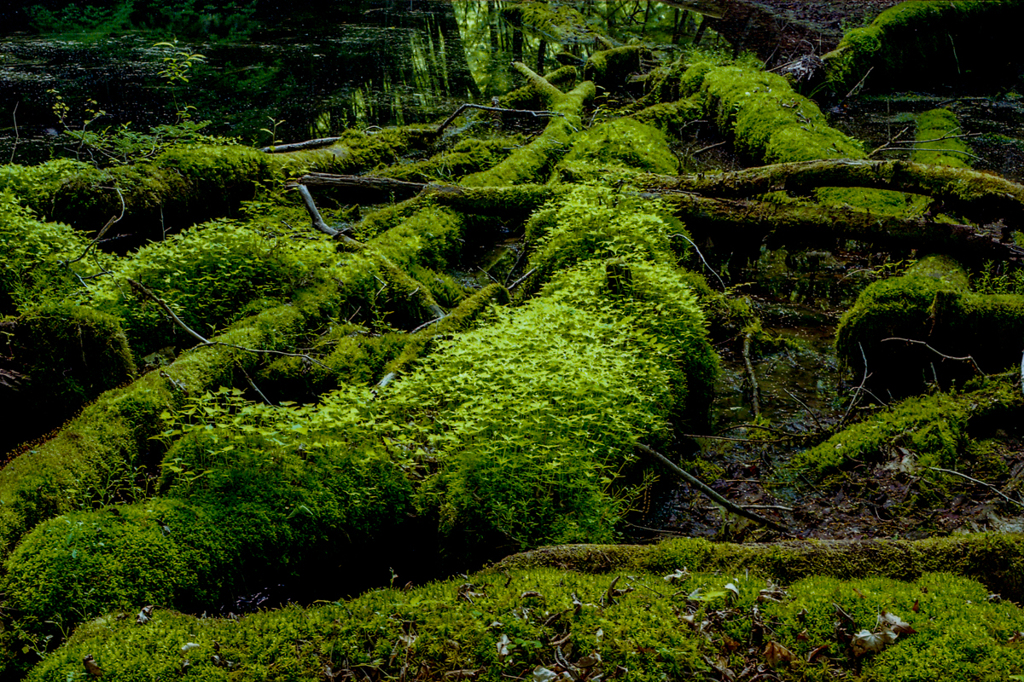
836 255 1024 392
823 0 1024 94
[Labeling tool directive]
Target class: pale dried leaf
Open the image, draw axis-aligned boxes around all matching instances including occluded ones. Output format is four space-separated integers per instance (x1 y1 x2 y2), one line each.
724 582 740 599
878 610 915 635
763 640 795 667
532 667 558 682
497 634 510 657
664 568 690 583
851 628 897 657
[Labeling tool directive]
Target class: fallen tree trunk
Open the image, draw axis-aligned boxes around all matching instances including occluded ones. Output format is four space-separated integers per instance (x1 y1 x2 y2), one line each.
660 191 1024 263
650 158 1024 230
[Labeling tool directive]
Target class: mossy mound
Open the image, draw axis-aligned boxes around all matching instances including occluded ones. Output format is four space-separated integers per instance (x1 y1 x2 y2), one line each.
2 412 412 655
558 118 680 179
823 0 1024 94
791 373 1022 476
835 255 1024 392
380 296 680 558
26 535 1024 681
914 108 971 168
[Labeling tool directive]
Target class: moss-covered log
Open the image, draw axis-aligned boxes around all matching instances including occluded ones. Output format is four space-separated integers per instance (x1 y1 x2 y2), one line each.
25 534 1024 681
836 255 1024 391
652 158 1024 232
823 0 1024 94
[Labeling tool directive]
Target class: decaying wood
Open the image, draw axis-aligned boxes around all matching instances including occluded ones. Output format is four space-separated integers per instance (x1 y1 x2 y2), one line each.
293 184 364 249
637 443 790 535
298 173 429 200
434 102 564 136
260 136 345 154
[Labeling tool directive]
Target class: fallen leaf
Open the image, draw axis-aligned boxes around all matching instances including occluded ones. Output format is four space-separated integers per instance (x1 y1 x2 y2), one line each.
135 605 154 625
796 629 809 642
83 655 103 677
1009 631 1024 644
521 591 543 599
912 599 920 613
878 610 916 635
763 640 795 668
807 644 830 664
497 634 510 657
852 587 866 599
575 652 601 668
532 668 558 682
180 642 200 653
851 628 897 657
724 582 740 600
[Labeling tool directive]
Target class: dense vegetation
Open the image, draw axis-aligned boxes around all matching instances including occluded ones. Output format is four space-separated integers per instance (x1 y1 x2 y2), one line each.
3 1 1024 679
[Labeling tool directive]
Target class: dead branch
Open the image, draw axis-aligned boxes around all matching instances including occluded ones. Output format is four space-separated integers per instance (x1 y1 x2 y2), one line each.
259 136 344 154
292 184 364 249
297 172 428 199
927 466 1024 509
881 337 984 375
434 102 564 136
636 443 791 535
127 279 329 369
64 187 124 266
742 332 761 418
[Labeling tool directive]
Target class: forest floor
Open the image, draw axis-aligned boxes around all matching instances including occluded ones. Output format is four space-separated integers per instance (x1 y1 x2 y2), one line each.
627 0 1024 546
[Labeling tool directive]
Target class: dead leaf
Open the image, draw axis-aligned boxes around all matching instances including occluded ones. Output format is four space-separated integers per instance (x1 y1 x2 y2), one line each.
852 587 866 599
763 641 795 668
796 629 809 642
724 582 740 600
83 655 103 677
521 591 543 599
1009 631 1024 644
575 652 601 668
757 585 787 603
851 628 897 657
496 634 510 657
912 599 920 613
135 605 154 625
532 667 558 682
807 644 830 664
721 634 742 654
878 610 916 635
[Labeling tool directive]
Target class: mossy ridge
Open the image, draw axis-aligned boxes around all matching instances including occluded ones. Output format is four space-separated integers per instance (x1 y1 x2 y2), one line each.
914 108 971 169
27 542 1024 681
790 372 1021 475
2 417 412 660
0 281 342 561
376 136 524 184
836 255 1024 392
266 125 439 176
557 118 680 181
823 0 1024 94
684 62 865 164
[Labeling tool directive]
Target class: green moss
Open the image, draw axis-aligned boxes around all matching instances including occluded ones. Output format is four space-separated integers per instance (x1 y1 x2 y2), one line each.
559 118 680 175
381 297 678 558
688 62 865 164
378 137 523 184
792 373 1021 475
268 125 438 176
583 46 650 87
823 1 1024 93
631 95 705 134
27 535 1024 681
836 255 1024 391
914 108 971 168
2 417 413 647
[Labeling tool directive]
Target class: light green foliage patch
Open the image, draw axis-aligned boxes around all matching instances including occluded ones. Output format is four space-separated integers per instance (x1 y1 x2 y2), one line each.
559 118 679 177
379 136 523 184
914 108 970 168
380 298 677 555
86 216 331 356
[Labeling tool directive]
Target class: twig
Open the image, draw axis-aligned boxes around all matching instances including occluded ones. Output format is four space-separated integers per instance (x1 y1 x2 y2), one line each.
927 466 1024 509
259 136 344 154
743 504 794 512
507 267 537 291
670 233 725 290
64 187 125 266
742 332 761 418
840 342 871 426
293 185 364 249
692 140 727 156
721 423 815 439
636 443 791 535
784 389 824 431
9 102 18 164
881 337 984 374
844 65 873 99
127 279 330 369
239 366 273 406
409 315 445 334
678 432 778 443
434 103 564 136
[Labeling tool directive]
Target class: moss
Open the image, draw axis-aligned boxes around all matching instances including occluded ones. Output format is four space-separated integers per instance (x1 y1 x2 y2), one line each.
27 535 1024 681
381 297 679 559
498 66 578 109
631 95 705 135
2 421 413 648
692 63 865 164
583 45 650 87
791 373 1021 475
559 118 680 175
268 125 438 176
0 282 342 561
378 137 523 184
823 1 1024 93
461 81 595 188
914 108 970 168
836 255 1024 392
